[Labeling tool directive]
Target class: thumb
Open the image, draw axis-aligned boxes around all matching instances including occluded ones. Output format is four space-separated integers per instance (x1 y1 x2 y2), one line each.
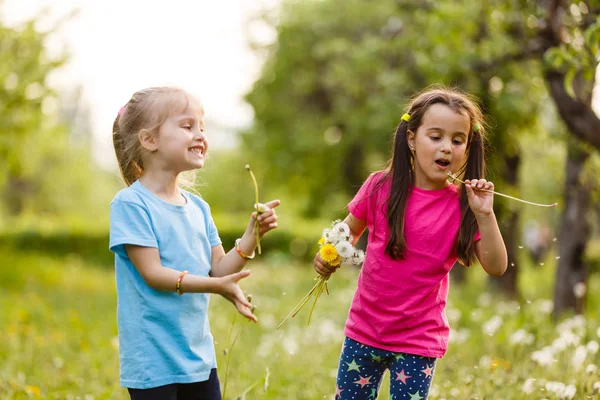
232 269 251 282
263 199 281 209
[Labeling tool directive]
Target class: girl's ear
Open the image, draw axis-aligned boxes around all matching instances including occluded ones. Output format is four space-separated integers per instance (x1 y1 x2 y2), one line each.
138 129 158 152
406 129 416 151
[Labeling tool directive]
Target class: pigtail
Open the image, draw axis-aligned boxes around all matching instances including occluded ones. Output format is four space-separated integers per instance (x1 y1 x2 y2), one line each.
112 113 143 187
456 126 486 266
384 118 414 259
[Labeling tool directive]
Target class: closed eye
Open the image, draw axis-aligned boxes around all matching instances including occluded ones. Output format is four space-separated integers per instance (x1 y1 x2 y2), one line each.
453 139 465 145
430 136 441 142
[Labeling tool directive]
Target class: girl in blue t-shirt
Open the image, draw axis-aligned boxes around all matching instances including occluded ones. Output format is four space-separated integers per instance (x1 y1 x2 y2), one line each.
109 86 279 399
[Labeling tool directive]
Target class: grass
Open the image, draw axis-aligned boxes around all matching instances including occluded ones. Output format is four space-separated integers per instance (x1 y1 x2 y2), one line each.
0 246 599 399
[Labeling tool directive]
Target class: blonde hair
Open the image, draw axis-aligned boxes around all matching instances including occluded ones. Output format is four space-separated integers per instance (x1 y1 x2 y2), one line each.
112 87 198 186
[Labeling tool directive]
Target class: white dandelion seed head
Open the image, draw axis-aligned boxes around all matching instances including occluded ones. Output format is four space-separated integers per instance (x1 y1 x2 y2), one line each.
531 347 555 366
332 222 351 238
482 315 503 336
510 329 535 346
571 345 588 370
522 378 536 394
586 364 598 374
335 241 353 259
587 340 599 354
573 282 587 298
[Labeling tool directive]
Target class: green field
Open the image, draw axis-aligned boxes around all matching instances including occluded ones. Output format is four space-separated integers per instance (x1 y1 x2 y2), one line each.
1 247 599 399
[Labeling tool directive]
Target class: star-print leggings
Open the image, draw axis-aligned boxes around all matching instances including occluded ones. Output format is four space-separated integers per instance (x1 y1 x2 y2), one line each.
336 337 437 400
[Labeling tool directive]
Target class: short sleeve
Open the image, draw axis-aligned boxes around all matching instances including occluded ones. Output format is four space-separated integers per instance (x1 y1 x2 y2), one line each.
348 173 378 221
206 212 221 247
109 200 158 257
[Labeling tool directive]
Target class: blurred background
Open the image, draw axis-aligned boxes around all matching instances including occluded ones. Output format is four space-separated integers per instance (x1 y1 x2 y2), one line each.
1 0 600 399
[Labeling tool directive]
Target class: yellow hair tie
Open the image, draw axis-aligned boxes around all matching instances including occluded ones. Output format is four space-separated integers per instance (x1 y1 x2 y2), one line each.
401 113 411 122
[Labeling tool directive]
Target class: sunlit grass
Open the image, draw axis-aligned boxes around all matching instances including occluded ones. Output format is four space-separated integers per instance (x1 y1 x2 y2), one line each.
1 247 599 399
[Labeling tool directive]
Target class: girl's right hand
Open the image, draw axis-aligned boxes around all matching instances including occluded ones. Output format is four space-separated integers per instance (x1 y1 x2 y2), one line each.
314 252 338 277
216 270 257 322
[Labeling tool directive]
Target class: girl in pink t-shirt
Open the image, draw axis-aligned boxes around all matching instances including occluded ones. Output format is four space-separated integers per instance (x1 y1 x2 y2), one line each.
314 87 508 400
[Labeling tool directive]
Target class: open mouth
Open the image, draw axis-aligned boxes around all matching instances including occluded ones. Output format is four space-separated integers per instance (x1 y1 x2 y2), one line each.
189 146 204 157
435 159 450 167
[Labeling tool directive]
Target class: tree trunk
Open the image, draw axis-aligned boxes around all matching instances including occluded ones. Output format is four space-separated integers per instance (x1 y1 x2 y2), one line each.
487 154 520 297
553 142 591 317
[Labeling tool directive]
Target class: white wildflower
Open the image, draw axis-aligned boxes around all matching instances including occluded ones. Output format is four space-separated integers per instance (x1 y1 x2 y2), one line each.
446 308 462 324
573 282 586 298
586 364 598 374
593 381 600 391
510 329 535 346
477 292 492 307
531 347 555 366
587 340 599 354
482 315 503 336
522 378 536 394
449 328 470 344
552 330 581 352
535 299 554 314
571 345 587 370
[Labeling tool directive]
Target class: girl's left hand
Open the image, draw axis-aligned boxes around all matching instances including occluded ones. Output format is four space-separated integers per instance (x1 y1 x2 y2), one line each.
465 179 494 216
252 199 281 237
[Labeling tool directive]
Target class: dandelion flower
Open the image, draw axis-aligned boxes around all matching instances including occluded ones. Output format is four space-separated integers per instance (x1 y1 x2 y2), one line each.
333 222 351 238
335 241 353 258
318 237 325 245
329 255 342 267
320 244 339 264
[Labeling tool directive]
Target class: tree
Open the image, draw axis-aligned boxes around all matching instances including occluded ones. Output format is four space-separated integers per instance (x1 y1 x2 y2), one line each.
244 0 550 296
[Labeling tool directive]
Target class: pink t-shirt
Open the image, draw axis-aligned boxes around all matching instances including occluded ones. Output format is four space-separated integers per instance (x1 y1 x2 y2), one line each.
346 172 479 358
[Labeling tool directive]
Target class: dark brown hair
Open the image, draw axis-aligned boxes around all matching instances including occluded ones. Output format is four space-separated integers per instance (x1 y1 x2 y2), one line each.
378 86 486 266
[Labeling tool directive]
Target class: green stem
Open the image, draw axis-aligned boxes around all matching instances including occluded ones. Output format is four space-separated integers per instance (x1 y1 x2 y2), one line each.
222 313 239 400
246 165 262 254
277 279 322 329
447 173 557 208
307 277 328 326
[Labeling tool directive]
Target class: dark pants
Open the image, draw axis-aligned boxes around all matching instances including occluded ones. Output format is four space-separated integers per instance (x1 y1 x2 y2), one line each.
128 369 221 400
336 337 437 399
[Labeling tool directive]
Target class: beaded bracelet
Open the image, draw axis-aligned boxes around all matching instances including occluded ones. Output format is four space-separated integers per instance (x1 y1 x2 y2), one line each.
235 238 255 260
176 270 189 295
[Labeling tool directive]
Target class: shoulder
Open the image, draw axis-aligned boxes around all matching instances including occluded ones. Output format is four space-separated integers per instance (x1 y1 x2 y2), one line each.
182 189 212 213
111 184 145 206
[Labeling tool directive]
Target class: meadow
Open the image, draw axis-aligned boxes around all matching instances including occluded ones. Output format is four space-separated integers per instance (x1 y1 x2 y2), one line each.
1 245 599 400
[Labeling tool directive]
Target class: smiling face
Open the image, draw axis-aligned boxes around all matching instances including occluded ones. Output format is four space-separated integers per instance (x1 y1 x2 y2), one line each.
149 94 208 173
407 103 470 190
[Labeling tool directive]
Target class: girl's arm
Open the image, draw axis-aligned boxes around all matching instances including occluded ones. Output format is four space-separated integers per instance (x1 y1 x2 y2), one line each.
125 245 257 321
465 179 508 277
314 214 367 276
210 199 280 278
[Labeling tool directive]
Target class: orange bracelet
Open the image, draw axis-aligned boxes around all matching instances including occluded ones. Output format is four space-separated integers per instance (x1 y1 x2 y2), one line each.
235 238 255 260
176 270 189 295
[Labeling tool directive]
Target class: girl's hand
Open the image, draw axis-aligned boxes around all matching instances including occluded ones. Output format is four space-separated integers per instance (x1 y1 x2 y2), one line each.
251 199 281 237
465 179 494 217
314 252 338 277
216 270 257 322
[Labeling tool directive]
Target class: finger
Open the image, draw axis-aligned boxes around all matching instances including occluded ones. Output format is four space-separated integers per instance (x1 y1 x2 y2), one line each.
237 304 258 322
257 210 275 221
259 215 277 224
477 179 487 189
237 294 253 309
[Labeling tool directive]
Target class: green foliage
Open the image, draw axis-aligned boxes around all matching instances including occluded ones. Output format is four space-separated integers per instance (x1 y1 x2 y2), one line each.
243 0 549 215
0 8 118 228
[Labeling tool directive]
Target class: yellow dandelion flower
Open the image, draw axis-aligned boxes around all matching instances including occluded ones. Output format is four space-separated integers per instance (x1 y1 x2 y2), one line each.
318 237 325 245
319 244 338 264
329 255 342 267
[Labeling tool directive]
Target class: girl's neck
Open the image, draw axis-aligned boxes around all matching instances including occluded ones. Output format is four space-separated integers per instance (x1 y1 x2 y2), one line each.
139 169 184 204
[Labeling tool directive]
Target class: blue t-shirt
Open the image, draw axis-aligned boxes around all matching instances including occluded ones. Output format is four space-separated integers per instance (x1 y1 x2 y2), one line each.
109 180 221 389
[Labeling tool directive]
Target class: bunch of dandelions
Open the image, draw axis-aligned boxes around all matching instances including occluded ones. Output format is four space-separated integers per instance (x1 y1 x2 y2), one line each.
278 220 365 329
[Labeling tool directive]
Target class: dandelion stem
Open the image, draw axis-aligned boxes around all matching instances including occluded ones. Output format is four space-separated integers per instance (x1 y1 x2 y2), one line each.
221 313 238 400
277 279 323 329
447 172 557 208
246 164 262 254
307 277 328 325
